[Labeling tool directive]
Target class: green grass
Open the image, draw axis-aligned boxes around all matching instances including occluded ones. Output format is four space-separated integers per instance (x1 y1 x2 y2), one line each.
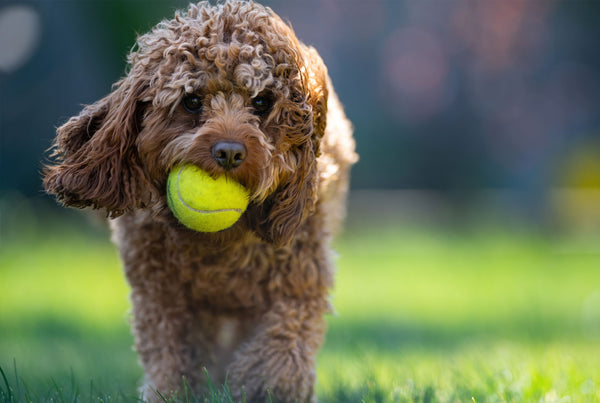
2 211 600 402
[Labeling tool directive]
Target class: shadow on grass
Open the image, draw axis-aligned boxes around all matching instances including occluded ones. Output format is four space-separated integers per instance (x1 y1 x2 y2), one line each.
1 317 141 397
325 314 587 353
3 312 587 368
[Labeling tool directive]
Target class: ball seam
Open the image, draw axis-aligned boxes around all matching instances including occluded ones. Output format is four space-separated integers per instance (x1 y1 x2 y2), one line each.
176 166 243 214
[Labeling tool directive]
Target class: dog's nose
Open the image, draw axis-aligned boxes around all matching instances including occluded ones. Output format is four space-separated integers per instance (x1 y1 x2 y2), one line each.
211 141 247 170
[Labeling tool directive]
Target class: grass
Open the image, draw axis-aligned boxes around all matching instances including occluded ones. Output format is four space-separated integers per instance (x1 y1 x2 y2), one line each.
2 205 600 402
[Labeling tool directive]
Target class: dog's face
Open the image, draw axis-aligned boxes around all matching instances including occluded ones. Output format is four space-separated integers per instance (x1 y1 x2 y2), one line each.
44 1 330 246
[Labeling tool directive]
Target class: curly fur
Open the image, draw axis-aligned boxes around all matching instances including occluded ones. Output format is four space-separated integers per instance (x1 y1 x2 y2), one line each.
44 1 356 402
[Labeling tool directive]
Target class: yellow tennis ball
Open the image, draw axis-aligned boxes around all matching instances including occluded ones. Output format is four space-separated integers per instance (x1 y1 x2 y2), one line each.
166 164 249 232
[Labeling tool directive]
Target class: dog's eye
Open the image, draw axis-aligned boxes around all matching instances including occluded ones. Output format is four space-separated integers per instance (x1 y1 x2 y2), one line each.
252 94 274 117
182 94 203 114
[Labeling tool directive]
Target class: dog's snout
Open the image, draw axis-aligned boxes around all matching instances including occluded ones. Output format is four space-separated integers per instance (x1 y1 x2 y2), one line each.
211 141 247 170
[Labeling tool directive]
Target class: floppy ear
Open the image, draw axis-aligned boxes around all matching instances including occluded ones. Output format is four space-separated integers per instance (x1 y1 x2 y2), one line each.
257 143 320 247
255 46 328 247
43 78 153 217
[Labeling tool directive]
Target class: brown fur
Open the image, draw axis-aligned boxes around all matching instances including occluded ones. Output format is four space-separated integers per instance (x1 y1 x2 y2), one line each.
43 1 356 402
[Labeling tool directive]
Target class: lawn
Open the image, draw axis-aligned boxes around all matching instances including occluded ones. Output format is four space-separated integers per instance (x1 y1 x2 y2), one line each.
1 204 600 402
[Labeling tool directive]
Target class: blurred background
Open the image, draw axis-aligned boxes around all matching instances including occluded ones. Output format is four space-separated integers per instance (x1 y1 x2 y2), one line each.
1 0 600 225
1 0 600 401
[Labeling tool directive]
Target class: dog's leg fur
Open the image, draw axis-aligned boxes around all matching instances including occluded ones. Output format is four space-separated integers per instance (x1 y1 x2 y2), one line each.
111 217 202 399
226 298 328 403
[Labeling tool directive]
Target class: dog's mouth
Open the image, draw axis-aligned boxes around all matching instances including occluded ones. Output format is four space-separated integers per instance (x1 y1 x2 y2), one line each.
165 163 250 233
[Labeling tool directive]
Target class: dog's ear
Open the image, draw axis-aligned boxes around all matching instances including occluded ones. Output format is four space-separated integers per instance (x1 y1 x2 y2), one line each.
256 143 319 247
43 77 153 217
255 46 328 247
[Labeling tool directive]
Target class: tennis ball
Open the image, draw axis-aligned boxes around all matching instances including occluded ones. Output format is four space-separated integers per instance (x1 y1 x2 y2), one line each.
166 164 249 232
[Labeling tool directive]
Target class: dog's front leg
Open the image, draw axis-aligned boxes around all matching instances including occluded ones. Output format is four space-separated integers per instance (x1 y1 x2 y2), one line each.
128 284 208 402
227 297 328 403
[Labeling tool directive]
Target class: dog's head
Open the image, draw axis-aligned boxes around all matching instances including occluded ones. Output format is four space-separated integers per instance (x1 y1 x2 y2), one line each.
44 1 330 246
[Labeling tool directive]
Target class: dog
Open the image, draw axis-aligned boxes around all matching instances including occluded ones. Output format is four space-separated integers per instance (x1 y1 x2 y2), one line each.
44 1 356 401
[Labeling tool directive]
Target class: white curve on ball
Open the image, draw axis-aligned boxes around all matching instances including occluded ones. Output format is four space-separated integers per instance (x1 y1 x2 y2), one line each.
176 167 243 214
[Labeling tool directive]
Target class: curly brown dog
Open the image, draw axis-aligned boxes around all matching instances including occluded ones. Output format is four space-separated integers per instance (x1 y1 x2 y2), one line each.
44 1 356 402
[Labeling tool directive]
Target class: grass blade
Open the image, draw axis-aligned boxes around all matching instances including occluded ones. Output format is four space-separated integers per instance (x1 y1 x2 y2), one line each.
0 366 14 403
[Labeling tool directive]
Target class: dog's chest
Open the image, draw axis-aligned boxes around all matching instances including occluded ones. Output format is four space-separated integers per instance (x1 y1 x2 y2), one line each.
188 313 258 383
216 317 238 349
